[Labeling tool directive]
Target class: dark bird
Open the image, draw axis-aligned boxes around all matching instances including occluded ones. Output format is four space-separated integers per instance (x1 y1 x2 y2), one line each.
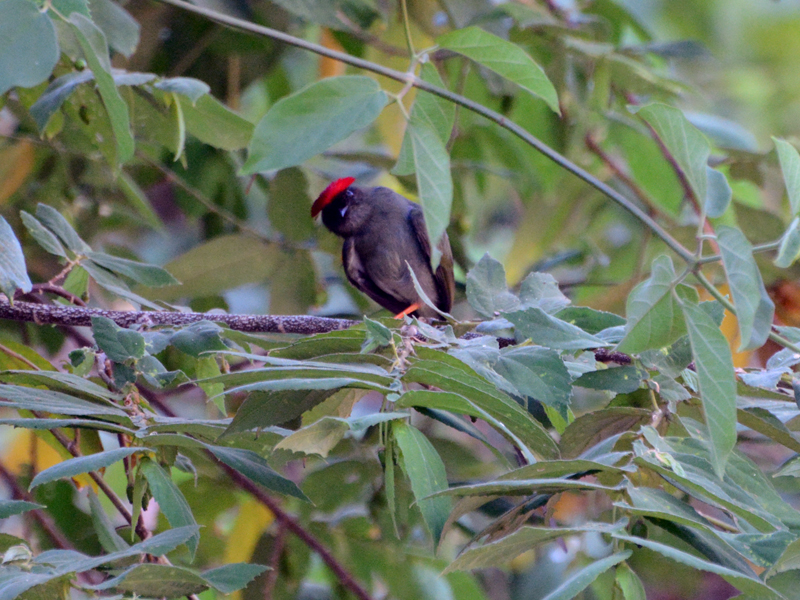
311 177 455 319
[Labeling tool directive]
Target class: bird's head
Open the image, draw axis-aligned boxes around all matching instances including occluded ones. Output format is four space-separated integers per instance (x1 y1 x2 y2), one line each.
311 177 372 236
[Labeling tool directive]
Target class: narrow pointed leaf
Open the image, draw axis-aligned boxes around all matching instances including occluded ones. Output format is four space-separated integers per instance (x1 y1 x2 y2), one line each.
140 458 199 559
0 216 31 298
775 216 800 268
394 62 455 176
30 447 140 489
205 445 309 501
393 421 451 546
19 211 66 257
505 307 608 350
541 551 631 600
406 119 452 263
636 103 710 203
775 137 800 215
717 226 774 350
705 167 732 218
70 13 134 164
437 26 559 113
678 296 737 477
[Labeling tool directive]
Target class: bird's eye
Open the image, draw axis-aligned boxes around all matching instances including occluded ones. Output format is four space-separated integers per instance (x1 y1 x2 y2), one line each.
344 190 354 199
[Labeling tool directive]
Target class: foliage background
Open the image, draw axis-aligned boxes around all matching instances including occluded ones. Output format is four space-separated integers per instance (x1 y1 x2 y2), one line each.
4 1 800 599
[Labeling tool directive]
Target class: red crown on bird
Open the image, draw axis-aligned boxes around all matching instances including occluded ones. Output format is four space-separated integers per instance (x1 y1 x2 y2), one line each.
311 177 356 217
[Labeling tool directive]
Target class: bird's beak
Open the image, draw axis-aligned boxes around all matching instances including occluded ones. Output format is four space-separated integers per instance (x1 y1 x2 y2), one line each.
339 206 348 218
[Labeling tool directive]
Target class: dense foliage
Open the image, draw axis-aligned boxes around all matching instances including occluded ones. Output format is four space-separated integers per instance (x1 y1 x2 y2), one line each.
3 1 800 599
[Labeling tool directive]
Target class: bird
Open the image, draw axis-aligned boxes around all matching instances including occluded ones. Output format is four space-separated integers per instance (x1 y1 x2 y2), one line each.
311 177 455 319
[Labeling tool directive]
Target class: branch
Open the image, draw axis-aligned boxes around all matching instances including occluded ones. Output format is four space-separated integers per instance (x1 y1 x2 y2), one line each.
0 459 73 550
0 299 357 335
154 0 696 266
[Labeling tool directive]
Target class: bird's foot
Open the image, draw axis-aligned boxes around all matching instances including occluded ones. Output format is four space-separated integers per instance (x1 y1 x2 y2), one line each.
393 303 420 319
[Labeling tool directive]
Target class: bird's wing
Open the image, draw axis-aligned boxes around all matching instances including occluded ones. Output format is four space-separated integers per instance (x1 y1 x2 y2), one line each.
408 206 455 313
342 237 407 314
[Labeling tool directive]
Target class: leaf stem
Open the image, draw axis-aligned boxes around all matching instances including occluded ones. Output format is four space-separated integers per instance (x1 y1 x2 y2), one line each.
154 0 696 265
695 270 800 354
399 0 416 58
696 238 782 265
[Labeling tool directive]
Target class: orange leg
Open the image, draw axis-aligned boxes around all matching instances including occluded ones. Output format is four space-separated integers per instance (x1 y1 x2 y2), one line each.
393 303 420 319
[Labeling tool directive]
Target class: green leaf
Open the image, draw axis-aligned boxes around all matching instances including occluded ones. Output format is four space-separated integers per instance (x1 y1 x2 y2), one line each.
705 167 732 218
678 295 737 477
541 552 632 600
519 272 571 313
465 253 520 318
505 307 608 350
393 421 451 547
574 365 643 394
242 75 387 174
19 211 66 257
402 354 559 459
437 26 560 114
179 94 254 151
394 62 456 176
405 118 453 263
0 385 128 418
69 13 134 165
269 168 315 243
774 137 800 215
140 458 199 559
635 103 710 203
617 255 685 354
0 0 58 95
154 76 209 102
445 522 626 573
775 216 800 269
82 261 163 310
0 500 44 519
717 226 774 350
170 321 227 358
201 563 270 594
91 316 146 362
0 216 32 298
205 444 309 501
34 203 91 254
362 316 393 353
559 407 652 458
85 252 179 287
494 346 573 418
87 0 140 58
87 489 128 553
30 447 140 489
275 412 407 457
224 389 337 433
555 306 626 334
144 234 278 302
88 564 207 596
614 563 647 600
612 533 785 599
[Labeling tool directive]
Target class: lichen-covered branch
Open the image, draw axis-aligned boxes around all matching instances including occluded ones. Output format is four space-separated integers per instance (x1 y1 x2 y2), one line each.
0 299 358 335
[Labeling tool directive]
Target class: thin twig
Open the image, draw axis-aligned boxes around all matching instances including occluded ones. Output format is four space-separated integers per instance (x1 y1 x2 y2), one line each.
0 459 73 550
262 523 287 599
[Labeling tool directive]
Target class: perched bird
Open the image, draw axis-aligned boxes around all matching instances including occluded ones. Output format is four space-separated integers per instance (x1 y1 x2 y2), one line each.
311 177 455 319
